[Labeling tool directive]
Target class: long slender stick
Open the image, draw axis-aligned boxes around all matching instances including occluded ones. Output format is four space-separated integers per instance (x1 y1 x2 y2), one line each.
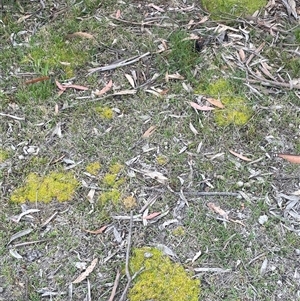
119 211 133 301
108 270 120 301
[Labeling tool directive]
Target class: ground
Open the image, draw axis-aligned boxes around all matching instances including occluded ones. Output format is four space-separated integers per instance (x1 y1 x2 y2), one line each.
1 0 300 300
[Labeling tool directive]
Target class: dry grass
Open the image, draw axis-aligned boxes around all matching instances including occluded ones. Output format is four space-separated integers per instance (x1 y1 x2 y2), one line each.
1 0 300 300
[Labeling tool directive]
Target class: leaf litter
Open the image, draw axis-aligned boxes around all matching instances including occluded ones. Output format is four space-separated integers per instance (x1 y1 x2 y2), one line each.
1 0 300 300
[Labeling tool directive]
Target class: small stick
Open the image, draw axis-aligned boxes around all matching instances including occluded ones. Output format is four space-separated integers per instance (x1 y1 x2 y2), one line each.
12 239 48 248
185 191 240 197
119 211 133 301
87 52 150 75
108 270 120 301
0 112 25 121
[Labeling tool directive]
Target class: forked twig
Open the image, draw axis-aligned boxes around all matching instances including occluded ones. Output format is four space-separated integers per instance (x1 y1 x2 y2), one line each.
119 211 133 301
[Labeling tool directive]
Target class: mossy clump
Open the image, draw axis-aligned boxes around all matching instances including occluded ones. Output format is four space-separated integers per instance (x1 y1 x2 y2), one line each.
196 79 252 126
156 155 168 166
122 195 137 210
129 247 200 301
172 226 185 237
10 171 79 203
201 0 265 18
99 162 125 205
99 189 121 205
95 106 114 119
86 161 101 175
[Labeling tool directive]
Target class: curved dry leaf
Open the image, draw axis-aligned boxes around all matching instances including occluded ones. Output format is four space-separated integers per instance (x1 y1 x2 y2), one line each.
190 102 214 111
83 225 107 234
70 32 95 39
142 125 156 138
143 212 161 220
207 202 228 219
275 153 300 164
55 80 66 91
239 48 246 62
25 76 49 85
189 122 198 135
65 84 89 91
8 228 33 245
229 149 252 162
94 79 113 96
72 258 98 284
205 97 225 109
125 74 135 88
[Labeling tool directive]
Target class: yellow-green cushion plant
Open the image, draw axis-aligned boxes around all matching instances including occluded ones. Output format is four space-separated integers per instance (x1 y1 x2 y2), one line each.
129 247 200 301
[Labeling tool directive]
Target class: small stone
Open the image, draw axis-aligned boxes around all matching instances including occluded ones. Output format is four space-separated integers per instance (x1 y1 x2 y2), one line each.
258 215 268 225
0 287 3 293
236 181 244 188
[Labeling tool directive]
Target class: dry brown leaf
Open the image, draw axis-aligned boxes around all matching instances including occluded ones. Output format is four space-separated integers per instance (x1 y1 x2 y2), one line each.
83 225 108 234
94 80 113 96
205 97 225 109
55 80 88 92
275 153 300 164
239 48 246 62
72 258 98 284
55 80 66 91
142 125 156 138
166 73 185 80
143 212 161 220
25 76 49 85
207 202 228 219
65 84 89 90
190 102 214 111
69 32 95 39
229 149 252 162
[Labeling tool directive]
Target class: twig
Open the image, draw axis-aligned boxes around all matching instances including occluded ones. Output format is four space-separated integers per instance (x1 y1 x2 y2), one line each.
87 279 91 301
143 187 240 197
110 16 179 28
12 239 48 248
108 270 120 301
119 211 133 301
0 112 25 120
247 252 266 266
185 191 240 197
87 52 150 75
233 77 300 90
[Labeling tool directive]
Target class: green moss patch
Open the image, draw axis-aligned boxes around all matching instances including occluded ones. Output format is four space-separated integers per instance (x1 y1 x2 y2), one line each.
197 79 252 126
95 106 114 120
201 0 265 18
10 171 79 203
99 163 125 206
86 161 101 175
129 247 200 301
